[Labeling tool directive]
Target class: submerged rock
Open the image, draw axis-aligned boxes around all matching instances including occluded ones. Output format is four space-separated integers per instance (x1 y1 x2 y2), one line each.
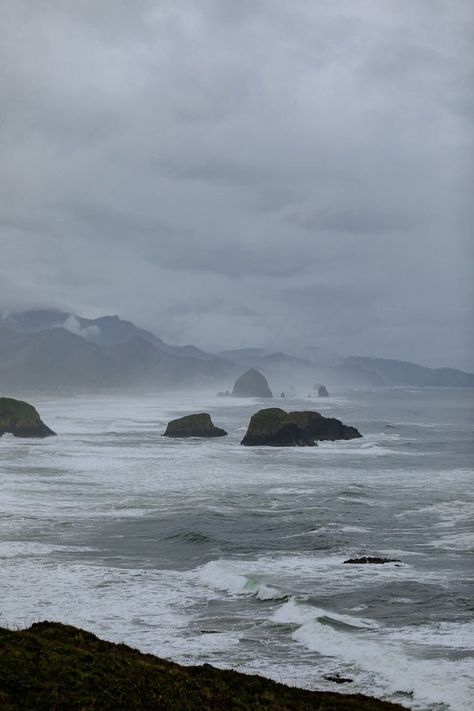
231 368 273 398
343 556 401 565
163 413 227 438
324 674 354 684
0 397 56 438
318 385 329 397
241 408 362 446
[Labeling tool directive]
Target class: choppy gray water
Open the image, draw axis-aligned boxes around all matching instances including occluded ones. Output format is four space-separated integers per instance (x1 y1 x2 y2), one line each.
1 388 473 710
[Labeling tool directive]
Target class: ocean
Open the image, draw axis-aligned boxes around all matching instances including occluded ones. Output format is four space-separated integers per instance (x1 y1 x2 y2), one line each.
1 388 473 710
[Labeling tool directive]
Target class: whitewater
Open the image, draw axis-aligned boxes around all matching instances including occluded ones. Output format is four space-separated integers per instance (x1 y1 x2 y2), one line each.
0 388 473 710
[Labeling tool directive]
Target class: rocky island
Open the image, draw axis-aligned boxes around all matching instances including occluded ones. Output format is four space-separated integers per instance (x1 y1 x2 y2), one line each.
0 397 56 438
241 408 361 446
0 621 407 710
163 413 227 438
231 368 273 398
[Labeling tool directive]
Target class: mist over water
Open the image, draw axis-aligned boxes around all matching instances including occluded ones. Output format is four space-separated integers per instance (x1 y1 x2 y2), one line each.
1 387 473 710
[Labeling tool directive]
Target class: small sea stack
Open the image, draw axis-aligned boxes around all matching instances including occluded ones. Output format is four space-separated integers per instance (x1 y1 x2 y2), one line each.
313 383 329 397
0 397 56 438
163 413 227 438
231 369 273 398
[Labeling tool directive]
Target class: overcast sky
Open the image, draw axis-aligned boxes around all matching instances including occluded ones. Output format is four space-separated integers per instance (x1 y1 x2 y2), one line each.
1 0 472 368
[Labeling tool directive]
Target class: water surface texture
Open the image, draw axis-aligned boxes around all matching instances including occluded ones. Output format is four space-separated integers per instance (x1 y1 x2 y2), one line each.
1 389 473 710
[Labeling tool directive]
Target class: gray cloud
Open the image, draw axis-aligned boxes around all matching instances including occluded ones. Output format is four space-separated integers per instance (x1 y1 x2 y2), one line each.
0 0 472 368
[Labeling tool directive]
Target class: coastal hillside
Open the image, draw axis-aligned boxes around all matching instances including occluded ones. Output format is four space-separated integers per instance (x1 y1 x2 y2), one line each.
1 310 472 393
0 622 407 711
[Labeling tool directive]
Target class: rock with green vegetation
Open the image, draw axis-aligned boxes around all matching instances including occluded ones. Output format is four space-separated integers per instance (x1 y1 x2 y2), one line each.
240 408 316 446
232 368 273 398
0 621 408 711
241 408 361 446
0 397 55 438
163 413 227 438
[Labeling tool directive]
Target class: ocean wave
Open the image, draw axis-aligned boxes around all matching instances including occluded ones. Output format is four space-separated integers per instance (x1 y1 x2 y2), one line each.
271 598 474 711
197 560 287 600
271 597 379 630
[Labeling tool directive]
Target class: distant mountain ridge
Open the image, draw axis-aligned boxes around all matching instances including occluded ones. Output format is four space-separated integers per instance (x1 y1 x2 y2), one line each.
0 309 472 394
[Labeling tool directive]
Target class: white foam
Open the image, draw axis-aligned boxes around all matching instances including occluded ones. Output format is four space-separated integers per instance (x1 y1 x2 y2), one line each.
390 620 474 650
429 531 474 551
340 525 370 532
0 541 96 558
271 598 379 630
272 599 474 711
198 560 249 595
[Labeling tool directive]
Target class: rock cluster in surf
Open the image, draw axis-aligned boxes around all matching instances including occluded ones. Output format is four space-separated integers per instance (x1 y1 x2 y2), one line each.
241 408 361 446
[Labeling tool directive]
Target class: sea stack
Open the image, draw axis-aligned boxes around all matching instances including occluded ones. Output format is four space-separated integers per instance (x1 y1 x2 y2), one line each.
318 385 329 397
241 408 362 446
232 369 273 398
163 413 227 438
240 408 315 447
0 397 56 438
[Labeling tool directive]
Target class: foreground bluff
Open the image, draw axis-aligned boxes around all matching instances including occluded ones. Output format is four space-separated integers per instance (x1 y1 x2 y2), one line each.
232 368 273 398
164 413 227 438
241 408 361 446
0 397 56 438
0 621 407 710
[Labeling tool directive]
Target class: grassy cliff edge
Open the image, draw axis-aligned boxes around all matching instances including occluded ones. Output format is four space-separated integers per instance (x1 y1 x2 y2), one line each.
0 621 407 710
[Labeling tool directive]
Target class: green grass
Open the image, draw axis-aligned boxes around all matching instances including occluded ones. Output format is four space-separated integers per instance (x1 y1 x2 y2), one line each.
0 621 408 710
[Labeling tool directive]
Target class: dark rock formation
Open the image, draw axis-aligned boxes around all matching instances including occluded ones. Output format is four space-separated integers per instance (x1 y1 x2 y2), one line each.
241 409 316 447
288 411 361 441
232 368 273 398
0 621 408 710
163 413 227 438
343 556 401 565
0 397 56 438
280 392 285 398
318 385 329 397
241 408 362 446
324 675 354 684
217 390 230 397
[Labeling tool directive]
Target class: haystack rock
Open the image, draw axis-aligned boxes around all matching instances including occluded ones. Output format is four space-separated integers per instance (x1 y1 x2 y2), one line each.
163 413 227 438
232 369 272 398
241 408 362 446
0 397 56 438
318 385 329 397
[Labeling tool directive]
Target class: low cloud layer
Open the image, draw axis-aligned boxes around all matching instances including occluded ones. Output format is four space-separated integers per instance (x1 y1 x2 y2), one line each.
1 1 472 368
